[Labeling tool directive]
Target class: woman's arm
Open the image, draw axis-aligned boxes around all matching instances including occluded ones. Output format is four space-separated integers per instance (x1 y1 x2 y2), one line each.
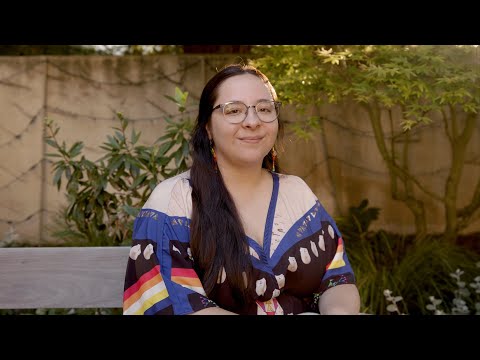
318 284 361 315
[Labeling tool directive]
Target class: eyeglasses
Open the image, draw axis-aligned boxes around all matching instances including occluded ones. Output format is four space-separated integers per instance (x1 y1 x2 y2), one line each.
212 100 281 124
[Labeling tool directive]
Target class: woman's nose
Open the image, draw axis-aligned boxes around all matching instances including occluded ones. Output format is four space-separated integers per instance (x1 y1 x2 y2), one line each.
242 106 261 127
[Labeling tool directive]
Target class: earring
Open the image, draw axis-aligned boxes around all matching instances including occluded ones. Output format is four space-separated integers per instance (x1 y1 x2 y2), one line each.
271 147 277 172
210 139 218 172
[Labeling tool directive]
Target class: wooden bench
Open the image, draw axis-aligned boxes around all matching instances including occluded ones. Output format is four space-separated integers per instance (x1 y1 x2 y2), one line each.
0 246 129 310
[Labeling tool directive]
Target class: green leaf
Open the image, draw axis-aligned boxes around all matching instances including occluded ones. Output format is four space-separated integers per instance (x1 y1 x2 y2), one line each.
175 87 187 103
130 162 140 177
107 135 120 149
130 173 147 189
45 139 58 148
109 156 123 173
123 204 140 217
156 141 174 157
131 128 141 145
119 114 128 131
164 117 175 125
155 133 175 143
157 156 171 166
114 130 125 143
45 153 62 158
182 141 190 158
148 178 157 191
68 141 84 158
53 167 63 190
164 95 177 103
174 149 183 167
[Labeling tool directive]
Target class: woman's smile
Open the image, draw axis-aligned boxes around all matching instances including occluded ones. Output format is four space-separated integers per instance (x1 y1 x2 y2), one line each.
238 136 264 144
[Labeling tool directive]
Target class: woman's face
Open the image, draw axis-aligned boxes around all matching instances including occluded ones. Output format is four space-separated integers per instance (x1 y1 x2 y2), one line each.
206 74 279 170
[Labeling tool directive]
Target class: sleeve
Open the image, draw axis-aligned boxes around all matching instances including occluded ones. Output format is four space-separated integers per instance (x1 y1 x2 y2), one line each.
316 202 356 295
123 178 218 315
291 175 356 296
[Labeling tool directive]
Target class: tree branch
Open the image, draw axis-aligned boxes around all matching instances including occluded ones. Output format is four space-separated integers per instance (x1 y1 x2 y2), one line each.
363 103 444 202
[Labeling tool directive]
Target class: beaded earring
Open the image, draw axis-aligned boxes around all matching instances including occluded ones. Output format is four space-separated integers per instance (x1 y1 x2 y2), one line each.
271 147 277 172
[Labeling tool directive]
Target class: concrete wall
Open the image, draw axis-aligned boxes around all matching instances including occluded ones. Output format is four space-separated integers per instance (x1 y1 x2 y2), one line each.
1 55 479 245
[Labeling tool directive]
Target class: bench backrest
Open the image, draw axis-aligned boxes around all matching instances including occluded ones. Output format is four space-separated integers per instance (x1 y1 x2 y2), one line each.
0 247 130 309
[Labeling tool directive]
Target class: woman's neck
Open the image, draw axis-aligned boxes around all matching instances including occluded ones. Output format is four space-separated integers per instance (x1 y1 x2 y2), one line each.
217 162 269 195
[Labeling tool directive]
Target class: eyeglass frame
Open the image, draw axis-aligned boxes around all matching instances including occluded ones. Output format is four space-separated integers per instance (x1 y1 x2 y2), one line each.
211 100 282 124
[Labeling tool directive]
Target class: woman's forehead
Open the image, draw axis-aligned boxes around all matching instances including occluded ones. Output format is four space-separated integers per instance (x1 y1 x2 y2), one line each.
215 74 271 102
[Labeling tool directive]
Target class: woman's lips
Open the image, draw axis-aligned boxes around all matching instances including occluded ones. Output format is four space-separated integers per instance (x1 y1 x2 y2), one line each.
239 136 264 143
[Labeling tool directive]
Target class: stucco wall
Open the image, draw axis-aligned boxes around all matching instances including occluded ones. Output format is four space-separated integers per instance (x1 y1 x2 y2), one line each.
1 55 479 245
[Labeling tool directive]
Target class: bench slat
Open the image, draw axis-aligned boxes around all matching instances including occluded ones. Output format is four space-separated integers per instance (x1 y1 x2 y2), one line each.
0 247 130 309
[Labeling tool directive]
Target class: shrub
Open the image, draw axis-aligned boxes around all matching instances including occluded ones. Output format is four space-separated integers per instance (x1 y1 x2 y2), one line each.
336 199 480 314
45 88 193 246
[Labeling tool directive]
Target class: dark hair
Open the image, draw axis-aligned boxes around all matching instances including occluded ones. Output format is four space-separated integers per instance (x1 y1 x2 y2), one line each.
189 64 283 306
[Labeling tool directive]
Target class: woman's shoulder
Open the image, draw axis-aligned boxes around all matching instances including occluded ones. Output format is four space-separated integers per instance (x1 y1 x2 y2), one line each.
276 172 318 206
276 173 314 193
142 170 192 214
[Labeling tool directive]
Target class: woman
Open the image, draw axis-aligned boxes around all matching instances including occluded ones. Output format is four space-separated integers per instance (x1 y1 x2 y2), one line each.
123 64 360 315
